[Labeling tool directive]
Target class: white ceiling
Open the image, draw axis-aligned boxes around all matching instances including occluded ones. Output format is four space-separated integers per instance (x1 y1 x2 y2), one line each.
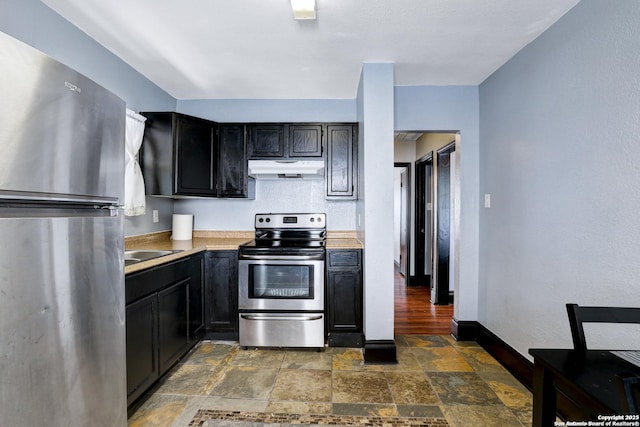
41 0 579 100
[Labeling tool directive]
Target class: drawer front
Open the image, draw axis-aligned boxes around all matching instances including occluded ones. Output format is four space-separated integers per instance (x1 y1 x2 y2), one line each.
126 257 191 304
239 313 324 348
328 250 361 267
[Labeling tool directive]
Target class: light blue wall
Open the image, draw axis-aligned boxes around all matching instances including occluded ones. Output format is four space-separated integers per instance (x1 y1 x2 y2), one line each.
177 99 356 123
395 86 480 324
479 0 640 357
0 0 177 237
357 63 396 342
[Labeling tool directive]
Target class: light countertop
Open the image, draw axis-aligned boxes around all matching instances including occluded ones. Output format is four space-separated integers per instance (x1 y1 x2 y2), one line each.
124 230 362 275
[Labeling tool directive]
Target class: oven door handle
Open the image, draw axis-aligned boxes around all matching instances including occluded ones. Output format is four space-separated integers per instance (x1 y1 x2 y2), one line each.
239 254 324 261
240 314 323 321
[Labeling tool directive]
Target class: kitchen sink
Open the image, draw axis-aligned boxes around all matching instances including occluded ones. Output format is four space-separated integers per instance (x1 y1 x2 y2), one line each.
124 250 182 265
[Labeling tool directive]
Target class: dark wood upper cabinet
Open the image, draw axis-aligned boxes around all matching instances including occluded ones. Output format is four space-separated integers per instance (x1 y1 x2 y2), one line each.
248 123 324 159
326 124 358 199
288 124 323 157
175 115 217 196
218 124 249 198
248 124 285 158
141 113 357 200
141 112 218 197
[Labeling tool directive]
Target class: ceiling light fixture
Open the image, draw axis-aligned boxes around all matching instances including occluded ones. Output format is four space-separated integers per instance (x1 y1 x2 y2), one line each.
290 0 316 20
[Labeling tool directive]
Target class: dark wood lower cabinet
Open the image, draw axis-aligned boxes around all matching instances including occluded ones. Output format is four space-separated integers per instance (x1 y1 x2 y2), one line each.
326 249 363 347
188 254 205 340
157 279 190 373
125 294 158 406
204 250 239 339
125 255 202 407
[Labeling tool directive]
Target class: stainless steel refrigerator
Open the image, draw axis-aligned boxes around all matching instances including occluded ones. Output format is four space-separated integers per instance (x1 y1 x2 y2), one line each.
0 31 127 426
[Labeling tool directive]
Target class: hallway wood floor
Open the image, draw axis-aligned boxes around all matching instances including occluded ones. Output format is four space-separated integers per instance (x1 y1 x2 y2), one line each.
394 270 454 335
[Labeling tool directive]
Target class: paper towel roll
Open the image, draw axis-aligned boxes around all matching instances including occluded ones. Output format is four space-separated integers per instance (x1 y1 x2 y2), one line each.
172 214 193 240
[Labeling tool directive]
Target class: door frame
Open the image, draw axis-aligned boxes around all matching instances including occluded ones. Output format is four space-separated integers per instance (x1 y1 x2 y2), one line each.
433 141 455 305
394 162 411 285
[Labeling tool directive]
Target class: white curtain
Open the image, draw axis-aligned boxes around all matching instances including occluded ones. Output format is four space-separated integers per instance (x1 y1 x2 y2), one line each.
124 109 147 216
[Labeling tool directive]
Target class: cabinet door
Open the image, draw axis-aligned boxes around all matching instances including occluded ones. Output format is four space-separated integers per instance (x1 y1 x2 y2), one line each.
126 293 158 406
326 249 363 347
326 124 357 199
288 124 323 157
157 279 190 373
218 124 248 197
204 251 239 337
327 268 362 332
188 254 204 341
140 112 174 196
175 116 217 195
248 124 285 158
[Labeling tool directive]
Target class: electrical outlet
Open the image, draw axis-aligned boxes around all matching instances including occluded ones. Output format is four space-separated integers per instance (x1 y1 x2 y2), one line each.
152 210 159 223
484 194 491 208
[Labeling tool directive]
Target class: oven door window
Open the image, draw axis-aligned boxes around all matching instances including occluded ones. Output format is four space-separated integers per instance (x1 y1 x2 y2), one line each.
249 264 314 299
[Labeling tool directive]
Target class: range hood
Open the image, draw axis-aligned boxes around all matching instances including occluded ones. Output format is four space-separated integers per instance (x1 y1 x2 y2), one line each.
248 160 324 180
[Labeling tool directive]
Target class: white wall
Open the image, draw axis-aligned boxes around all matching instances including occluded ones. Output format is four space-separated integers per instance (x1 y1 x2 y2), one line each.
357 63 396 342
479 0 640 356
175 180 357 231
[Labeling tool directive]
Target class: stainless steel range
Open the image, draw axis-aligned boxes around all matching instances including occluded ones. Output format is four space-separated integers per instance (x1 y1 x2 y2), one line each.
238 213 326 349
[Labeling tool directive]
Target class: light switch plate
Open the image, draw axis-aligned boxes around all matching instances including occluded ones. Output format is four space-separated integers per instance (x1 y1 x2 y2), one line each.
484 194 491 208
152 210 159 223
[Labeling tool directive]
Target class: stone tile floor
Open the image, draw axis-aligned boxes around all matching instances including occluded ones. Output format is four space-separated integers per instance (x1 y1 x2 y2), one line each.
128 335 532 427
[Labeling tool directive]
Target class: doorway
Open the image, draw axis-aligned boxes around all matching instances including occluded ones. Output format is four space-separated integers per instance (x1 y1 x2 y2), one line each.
393 132 458 335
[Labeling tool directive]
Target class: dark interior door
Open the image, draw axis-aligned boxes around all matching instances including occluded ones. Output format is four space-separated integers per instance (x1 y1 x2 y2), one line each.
414 154 433 287
435 144 454 305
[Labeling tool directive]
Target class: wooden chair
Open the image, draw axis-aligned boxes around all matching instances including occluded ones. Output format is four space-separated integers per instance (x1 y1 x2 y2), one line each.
565 303 640 352
566 303 640 414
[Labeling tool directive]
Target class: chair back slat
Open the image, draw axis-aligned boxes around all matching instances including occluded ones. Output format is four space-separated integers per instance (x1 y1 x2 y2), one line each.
574 306 640 324
566 303 640 352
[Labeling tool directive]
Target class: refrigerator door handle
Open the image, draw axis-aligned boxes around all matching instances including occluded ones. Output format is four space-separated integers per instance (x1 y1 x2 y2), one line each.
0 190 120 206
101 206 122 216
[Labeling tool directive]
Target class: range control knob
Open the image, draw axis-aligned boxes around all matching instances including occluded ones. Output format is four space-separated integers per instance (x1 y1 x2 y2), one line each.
258 218 264 223
317 217 322 222
310 217 315 222
266 218 271 222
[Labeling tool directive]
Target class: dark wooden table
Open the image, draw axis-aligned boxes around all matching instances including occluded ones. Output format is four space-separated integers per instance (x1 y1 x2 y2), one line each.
529 349 640 427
